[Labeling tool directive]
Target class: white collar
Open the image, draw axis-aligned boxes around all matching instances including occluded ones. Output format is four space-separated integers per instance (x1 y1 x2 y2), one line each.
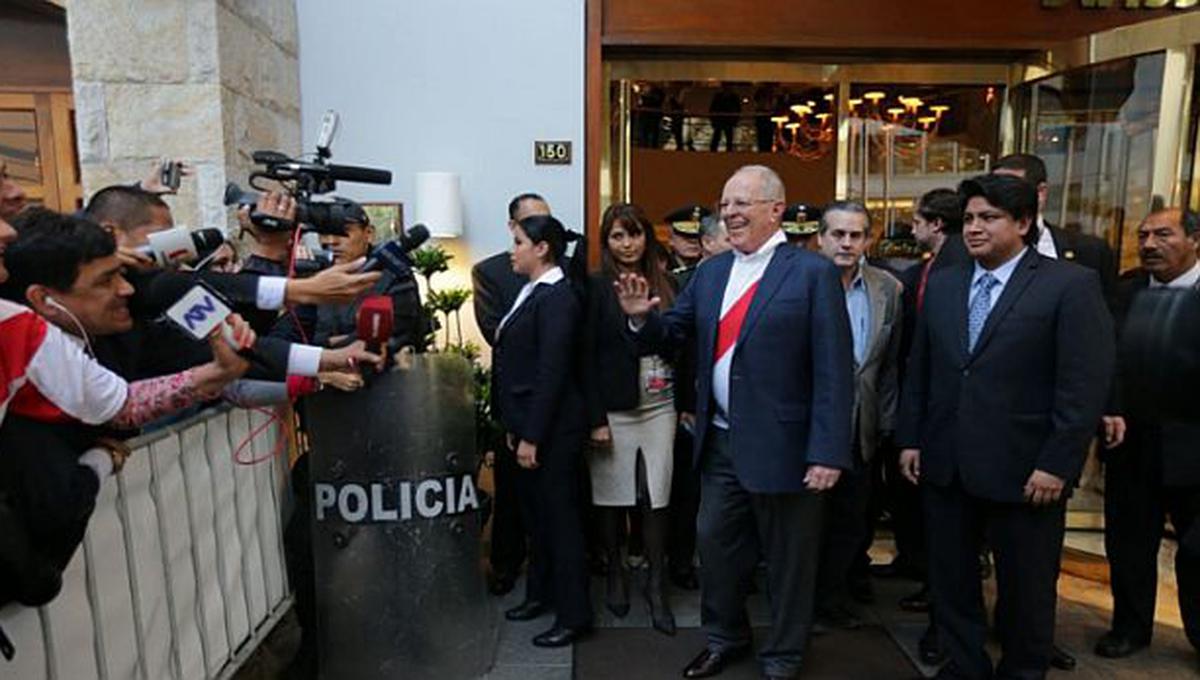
733 229 787 264
973 246 1027 287
1149 260 1200 289
531 265 564 286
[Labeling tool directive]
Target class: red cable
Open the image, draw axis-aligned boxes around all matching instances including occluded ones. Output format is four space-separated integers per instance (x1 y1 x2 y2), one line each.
232 227 311 466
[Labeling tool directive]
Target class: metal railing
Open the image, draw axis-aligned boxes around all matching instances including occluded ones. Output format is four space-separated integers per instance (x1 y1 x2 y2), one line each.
0 406 292 680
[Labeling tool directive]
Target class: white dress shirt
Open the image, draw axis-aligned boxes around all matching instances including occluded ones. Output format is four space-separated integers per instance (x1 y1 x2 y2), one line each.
711 229 788 429
969 247 1028 315
1148 260 1200 289
497 265 563 338
1035 216 1058 259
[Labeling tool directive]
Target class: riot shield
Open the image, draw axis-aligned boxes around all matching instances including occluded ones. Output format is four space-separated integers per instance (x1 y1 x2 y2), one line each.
305 353 495 679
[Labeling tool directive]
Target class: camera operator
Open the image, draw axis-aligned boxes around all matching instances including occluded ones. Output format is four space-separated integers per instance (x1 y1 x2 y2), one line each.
82 184 382 326
314 199 426 352
73 186 381 380
237 190 300 277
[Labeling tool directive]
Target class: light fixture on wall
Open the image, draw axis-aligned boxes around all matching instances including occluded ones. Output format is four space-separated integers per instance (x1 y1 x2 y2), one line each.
415 172 463 238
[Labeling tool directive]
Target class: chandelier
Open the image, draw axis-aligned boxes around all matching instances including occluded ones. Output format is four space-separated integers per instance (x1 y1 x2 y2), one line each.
847 91 952 159
770 92 836 160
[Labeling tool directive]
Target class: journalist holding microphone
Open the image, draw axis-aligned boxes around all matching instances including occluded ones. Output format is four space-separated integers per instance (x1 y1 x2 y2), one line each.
491 214 593 648
0 208 256 612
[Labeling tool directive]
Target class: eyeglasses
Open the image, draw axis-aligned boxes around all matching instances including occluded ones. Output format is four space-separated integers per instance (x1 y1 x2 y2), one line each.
718 198 776 212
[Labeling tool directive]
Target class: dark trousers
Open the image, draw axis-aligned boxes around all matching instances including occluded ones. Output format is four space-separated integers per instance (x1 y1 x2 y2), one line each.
816 454 872 611
515 430 592 628
698 429 825 677
924 481 1065 680
490 440 527 578
709 120 736 151
668 424 701 573
1104 444 1200 650
880 442 927 573
283 453 317 673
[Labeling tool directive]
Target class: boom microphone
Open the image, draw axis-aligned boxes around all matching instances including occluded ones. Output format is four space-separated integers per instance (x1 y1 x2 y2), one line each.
327 164 393 185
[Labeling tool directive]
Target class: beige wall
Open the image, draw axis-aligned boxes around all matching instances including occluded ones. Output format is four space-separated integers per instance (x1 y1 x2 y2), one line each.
66 0 300 233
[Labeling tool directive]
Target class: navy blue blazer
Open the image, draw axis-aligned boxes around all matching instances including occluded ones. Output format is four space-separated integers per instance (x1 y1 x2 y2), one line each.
897 249 1115 502
491 278 587 448
637 241 855 493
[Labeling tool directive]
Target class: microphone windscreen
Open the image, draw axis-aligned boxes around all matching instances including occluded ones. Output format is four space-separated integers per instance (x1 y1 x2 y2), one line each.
356 295 394 347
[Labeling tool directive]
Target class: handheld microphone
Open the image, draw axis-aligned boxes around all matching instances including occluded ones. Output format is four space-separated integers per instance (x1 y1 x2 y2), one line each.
164 284 238 346
356 295 395 356
360 224 431 276
137 227 227 268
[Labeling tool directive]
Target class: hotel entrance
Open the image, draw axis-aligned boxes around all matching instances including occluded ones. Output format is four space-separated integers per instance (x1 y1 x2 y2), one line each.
591 8 1200 558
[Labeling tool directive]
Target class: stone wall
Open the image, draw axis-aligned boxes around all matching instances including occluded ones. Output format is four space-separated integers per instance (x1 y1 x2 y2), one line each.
67 0 299 232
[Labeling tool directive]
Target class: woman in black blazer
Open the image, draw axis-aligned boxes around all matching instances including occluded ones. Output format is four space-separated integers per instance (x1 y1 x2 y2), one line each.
491 214 592 647
584 203 679 635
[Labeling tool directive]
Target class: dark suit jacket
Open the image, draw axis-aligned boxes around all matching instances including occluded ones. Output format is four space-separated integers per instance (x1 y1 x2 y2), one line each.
637 241 855 493
1046 223 1117 304
583 273 678 427
471 252 526 347
898 235 969 382
585 274 645 426
897 249 1115 502
127 268 264 319
93 319 291 383
491 279 587 447
1111 269 1200 486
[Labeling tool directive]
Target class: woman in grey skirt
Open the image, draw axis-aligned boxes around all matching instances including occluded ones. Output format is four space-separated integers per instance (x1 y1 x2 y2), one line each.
584 203 679 635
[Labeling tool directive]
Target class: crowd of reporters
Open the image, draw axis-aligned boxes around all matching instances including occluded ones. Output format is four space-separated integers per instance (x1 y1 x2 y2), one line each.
0 160 426 671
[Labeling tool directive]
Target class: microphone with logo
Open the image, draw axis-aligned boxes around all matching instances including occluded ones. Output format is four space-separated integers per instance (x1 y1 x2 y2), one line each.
356 295 395 374
163 284 269 369
137 226 227 268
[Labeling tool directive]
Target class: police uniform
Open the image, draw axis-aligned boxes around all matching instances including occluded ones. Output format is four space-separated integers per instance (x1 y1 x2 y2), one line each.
664 204 710 272
782 203 822 251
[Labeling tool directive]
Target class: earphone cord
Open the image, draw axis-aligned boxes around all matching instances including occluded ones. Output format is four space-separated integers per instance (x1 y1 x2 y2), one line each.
48 299 96 357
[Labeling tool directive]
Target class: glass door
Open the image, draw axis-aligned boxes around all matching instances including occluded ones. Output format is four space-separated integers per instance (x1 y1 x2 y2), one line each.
844 83 1003 265
1013 52 1167 273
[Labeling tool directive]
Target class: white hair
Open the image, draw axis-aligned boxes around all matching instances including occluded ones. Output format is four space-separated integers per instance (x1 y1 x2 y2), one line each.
734 165 786 203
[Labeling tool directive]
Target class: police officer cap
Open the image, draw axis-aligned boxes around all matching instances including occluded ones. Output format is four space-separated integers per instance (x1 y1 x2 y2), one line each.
782 203 821 236
664 204 711 237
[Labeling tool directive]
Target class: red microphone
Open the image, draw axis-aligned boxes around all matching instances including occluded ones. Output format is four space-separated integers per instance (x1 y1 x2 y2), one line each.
356 295 394 355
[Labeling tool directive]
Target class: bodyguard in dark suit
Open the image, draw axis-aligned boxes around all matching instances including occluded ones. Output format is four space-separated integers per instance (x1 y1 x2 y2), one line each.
471 193 548 594
616 166 854 679
491 214 592 648
898 174 1114 679
1096 208 1200 661
885 188 968 587
994 153 1117 303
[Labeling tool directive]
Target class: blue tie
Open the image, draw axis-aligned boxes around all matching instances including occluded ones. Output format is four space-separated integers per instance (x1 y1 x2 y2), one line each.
967 273 999 352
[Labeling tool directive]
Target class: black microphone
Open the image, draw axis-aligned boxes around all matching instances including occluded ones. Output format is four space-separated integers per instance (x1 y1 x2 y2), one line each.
360 224 431 276
327 164 393 185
